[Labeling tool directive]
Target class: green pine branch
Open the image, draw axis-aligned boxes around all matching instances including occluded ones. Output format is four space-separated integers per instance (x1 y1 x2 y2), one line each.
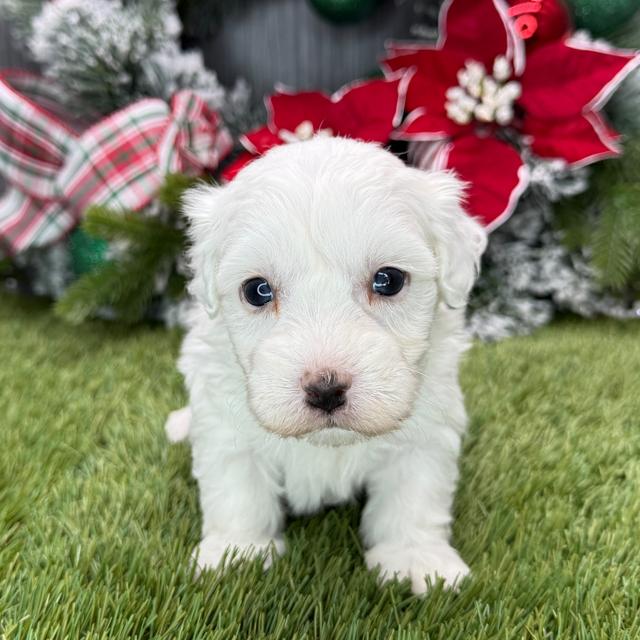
0 258 12 277
607 9 640 48
157 174 204 211
54 242 169 325
591 185 640 291
556 136 640 292
55 173 196 324
83 206 184 251
554 191 597 251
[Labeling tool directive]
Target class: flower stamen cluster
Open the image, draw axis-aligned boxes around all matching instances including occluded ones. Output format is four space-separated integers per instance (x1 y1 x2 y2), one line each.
278 120 333 143
445 56 521 126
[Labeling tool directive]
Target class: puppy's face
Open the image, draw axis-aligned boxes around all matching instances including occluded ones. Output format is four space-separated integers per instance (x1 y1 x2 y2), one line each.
186 138 485 445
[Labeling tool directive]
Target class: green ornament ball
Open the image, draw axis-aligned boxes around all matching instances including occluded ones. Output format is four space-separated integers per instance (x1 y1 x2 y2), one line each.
309 0 380 24
69 228 108 277
570 0 639 36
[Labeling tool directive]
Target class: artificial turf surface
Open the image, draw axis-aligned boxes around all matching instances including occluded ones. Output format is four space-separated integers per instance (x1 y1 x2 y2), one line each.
1 291 639 639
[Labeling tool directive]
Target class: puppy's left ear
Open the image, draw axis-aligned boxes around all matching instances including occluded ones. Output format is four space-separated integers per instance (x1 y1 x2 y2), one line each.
182 182 227 317
407 168 487 308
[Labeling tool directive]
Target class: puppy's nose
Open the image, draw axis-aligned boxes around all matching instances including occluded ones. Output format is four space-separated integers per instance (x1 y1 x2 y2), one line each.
302 370 351 414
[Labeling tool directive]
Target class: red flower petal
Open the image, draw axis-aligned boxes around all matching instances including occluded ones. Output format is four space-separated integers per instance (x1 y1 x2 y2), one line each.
445 134 529 229
329 75 407 141
391 107 468 140
267 76 405 143
387 0 518 69
522 112 621 166
443 0 519 68
519 39 640 120
242 126 282 154
382 48 467 115
220 152 256 182
268 90 333 134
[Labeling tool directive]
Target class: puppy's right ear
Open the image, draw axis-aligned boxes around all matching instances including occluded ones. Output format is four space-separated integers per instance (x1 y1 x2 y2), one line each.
182 183 226 317
404 168 487 309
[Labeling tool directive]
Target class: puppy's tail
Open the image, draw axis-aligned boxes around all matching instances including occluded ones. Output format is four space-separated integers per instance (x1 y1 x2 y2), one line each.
165 406 191 443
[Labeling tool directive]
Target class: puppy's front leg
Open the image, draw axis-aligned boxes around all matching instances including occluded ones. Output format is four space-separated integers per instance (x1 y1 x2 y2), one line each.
361 442 469 595
191 439 285 574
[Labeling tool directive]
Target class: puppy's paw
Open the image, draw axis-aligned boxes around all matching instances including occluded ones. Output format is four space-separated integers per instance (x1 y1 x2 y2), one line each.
165 407 191 443
192 534 285 576
365 541 470 595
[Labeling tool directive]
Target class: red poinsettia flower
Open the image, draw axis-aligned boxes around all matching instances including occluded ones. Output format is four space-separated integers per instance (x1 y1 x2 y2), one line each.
221 73 410 181
382 0 640 229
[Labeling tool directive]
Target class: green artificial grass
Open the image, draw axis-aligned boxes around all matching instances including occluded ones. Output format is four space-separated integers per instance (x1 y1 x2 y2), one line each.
1 292 640 639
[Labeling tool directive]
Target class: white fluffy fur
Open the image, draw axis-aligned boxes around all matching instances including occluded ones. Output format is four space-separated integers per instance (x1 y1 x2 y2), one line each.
170 137 486 594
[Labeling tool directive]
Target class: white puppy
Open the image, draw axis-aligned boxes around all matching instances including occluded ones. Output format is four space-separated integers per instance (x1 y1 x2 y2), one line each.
169 136 486 595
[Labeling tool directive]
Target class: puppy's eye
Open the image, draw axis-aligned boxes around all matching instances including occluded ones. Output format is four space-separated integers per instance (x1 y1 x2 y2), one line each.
372 267 405 296
243 277 274 306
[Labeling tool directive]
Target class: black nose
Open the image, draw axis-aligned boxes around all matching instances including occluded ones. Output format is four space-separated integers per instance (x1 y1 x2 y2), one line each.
304 376 350 414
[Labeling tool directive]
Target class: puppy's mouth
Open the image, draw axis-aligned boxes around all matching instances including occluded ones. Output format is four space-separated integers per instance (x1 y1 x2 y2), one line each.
260 411 402 443
258 415 351 439
317 415 356 434
305 403 361 432
250 387 411 442
309 405 349 428
326 415 348 429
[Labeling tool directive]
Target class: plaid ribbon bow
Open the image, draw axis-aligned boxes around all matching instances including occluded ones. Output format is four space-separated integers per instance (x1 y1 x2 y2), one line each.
0 72 232 256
